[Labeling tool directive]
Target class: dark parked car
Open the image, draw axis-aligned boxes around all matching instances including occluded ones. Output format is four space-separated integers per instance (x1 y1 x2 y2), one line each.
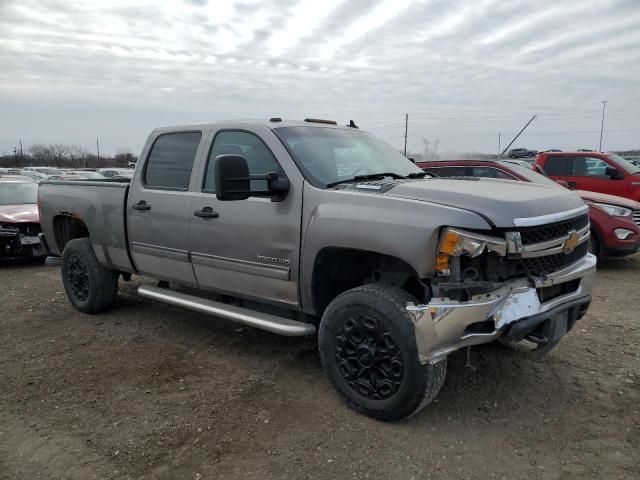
507 148 537 158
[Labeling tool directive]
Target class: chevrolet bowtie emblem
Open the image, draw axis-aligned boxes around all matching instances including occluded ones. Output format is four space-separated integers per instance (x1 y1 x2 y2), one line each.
563 230 580 253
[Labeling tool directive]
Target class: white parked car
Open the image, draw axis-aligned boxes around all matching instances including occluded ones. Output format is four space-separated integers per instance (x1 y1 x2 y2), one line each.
22 166 64 175
97 168 133 179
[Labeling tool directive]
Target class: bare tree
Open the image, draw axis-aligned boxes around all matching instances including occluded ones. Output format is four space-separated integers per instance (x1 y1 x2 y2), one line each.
48 144 69 167
67 145 91 168
114 148 137 167
28 144 53 164
422 138 440 161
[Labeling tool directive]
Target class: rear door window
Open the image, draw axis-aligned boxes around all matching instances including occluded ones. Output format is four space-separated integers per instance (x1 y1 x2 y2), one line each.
543 156 572 176
144 131 202 190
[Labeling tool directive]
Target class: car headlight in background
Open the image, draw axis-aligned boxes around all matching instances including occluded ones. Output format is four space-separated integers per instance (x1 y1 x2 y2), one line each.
436 228 507 275
589 202 632 217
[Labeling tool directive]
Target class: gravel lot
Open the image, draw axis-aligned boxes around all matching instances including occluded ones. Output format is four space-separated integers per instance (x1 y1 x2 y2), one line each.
1 256 639 479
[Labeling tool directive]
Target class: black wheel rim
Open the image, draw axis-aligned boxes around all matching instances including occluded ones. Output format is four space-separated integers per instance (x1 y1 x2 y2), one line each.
334 314 404 400
67 255 90 302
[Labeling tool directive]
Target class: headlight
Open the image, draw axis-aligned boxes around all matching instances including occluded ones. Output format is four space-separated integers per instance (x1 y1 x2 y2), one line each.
439 228 508 257
436 228 507 275
590 202 632 217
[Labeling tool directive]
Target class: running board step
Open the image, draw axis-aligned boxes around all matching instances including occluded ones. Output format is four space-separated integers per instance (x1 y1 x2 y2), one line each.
137 285 316 337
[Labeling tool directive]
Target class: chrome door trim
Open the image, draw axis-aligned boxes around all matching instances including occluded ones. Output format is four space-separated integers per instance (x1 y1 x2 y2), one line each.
191 252 290 280
130 242 190 262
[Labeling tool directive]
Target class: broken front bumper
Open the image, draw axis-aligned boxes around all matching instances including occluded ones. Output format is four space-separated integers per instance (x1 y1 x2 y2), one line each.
407 253 597 364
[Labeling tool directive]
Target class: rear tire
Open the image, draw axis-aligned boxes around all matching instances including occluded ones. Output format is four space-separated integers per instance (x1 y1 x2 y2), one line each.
61 238 119 314
318 283 447 421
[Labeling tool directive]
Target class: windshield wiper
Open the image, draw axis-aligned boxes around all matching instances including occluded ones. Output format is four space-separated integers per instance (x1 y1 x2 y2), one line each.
406 171 428 178
326 172 407 188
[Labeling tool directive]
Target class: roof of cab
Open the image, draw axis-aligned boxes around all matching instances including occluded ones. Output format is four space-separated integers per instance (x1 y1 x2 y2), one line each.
151 119 358 134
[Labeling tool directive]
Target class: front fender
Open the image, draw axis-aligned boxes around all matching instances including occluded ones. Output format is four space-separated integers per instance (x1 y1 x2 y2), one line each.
299 183 491 313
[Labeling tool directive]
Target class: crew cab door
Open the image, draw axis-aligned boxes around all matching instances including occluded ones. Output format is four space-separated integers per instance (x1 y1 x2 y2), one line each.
545 155 626 196
127 130 207 285
189 128 302 306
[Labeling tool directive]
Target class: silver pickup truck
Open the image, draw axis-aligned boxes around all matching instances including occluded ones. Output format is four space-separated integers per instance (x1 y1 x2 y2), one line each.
38 119 596 420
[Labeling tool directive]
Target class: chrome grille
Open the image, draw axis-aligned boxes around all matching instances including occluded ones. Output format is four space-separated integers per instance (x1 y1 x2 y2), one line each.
633 210 640 227
519 242 589 276
517 214 589 244
502 214 590 276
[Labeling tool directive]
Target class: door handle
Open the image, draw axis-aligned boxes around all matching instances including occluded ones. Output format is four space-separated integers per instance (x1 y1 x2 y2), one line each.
193 207 219 219
567 181 577 189
132 200 151 211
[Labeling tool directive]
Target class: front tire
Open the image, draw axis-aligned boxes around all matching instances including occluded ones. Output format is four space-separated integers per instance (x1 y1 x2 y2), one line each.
61 238 119 314
318 284 446 421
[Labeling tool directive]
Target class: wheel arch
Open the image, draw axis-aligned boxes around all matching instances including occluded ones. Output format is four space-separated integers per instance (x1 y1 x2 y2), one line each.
53 215 90 253
310 247 426 316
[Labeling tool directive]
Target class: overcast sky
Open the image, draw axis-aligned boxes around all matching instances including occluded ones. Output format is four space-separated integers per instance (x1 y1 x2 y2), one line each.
1 0 639 156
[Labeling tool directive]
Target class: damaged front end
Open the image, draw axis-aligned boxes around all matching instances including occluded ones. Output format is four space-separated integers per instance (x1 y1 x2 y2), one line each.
409 215 596 364
0 222 46 259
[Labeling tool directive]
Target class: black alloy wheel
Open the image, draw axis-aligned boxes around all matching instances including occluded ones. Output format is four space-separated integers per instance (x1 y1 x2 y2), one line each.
66 254 90 302
335 314 404 400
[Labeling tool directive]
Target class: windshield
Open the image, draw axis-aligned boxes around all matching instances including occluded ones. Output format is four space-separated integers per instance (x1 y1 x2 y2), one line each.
608 153 640 174
275 127 423 187
0 182 38 205
34 167 62 175
499 162 561 186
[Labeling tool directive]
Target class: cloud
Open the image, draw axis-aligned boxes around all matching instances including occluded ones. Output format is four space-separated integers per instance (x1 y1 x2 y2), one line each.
0 0 639 155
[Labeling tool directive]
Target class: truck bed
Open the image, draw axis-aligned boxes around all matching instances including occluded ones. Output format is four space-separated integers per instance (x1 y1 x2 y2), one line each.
38 180 135 272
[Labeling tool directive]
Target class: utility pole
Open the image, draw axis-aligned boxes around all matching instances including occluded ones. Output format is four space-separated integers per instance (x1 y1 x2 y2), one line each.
500 115 537 158
96 138 100 161
403 113 408 156
19 139 23 162
13 147 18 167
599 100 607 151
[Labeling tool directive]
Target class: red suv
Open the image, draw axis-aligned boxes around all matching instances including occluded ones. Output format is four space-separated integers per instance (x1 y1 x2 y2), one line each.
418 159 640 258
534 151 640 201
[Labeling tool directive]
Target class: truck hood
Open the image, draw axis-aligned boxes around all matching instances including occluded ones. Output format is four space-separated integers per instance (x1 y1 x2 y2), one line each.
0 203 39 223
576 190 640 210
386 178 585 228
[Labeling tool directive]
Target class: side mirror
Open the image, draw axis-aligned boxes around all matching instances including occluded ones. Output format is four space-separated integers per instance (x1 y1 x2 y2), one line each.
214 154 251 201
213 154 290 202
605 166 624 180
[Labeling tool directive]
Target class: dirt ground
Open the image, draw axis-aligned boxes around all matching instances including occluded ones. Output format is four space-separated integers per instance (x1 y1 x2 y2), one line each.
1 256 638 480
